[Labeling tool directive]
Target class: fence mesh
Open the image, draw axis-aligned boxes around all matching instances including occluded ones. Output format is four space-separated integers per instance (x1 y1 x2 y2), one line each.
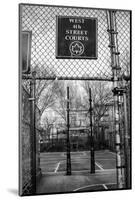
20 5 130 80
21 86 32 195
20 4 131 194
21 85 41 195
115 11 130 75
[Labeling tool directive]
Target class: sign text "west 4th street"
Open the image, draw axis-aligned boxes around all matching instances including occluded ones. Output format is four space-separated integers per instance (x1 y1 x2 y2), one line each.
65 18 89 41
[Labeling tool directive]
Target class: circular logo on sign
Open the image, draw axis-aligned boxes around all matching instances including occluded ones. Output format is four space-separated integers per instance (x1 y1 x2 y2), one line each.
69 41 84 56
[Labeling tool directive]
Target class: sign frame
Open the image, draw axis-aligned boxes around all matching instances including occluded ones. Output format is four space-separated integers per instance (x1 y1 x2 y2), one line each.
56 16 98 59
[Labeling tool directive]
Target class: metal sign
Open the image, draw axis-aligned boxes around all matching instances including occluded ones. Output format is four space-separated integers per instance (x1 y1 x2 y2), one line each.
21 31 32 73
56 16 97 59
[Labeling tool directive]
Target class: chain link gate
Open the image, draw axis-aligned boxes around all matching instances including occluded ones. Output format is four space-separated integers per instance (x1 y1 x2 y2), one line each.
19 4 131 195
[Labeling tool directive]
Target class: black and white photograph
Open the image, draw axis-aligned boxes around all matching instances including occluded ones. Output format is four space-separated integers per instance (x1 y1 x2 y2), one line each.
19 3 131 196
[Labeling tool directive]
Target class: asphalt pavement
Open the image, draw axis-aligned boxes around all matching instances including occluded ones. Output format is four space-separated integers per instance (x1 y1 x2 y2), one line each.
36 150 117 194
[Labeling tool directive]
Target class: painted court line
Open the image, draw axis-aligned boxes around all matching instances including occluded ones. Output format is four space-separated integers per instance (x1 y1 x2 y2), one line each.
95 162 104 171
102 184 108 189
54 162 61 173
96 158 115 160
73 182 116 191
72 169 115 174
72 169 115 173
41 168 116 175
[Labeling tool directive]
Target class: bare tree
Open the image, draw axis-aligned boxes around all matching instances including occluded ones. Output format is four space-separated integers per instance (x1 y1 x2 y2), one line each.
82 81 113 125
37 81 58 115
52 80 67 122
32 66 59 118
52 80 80 122
42 115 57 141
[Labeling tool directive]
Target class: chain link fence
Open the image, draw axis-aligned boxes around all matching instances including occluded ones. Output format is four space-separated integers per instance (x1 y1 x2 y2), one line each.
19 4 131 195
20 5 130 80
20 86 41 195
115 11 130 75
21 87 32 194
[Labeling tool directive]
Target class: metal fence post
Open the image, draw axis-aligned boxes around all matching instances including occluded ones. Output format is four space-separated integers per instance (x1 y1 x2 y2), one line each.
123 89 131 188
89 88 95 173
30 71 36 193
66 86 71 175
107 10 124 188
